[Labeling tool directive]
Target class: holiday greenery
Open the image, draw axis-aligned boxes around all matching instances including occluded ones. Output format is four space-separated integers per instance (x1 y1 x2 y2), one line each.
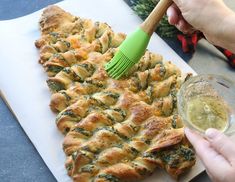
130 0 180 37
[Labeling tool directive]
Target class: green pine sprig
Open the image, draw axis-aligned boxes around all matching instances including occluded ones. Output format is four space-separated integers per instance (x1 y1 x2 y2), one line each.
130 0 180 37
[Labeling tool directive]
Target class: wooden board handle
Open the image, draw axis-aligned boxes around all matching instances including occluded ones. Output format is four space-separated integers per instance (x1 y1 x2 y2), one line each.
140 0 172 36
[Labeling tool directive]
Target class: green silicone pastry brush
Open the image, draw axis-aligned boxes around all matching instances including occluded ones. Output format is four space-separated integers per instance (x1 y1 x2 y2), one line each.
105 0 172 79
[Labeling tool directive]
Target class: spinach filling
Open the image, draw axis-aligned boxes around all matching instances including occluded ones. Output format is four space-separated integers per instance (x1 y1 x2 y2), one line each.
46 65 63 74
60 91 71 101
113 143 123 149
159 64 166 77
143 152 156 159
96 39 103 53
49 32 59 43
61 110 77 118
73 127 92 137
49 32 59 37
130 125 140 132
103 108 126 124
132 75 141 92
161 153 180 168
170 89 177 109
143 138 151 145
47 80 65 92
108 32 113 47
62 67 71 74
103 91 120 100
143 145 195 168
72 150 93 161
81 146 101 155
103 112 116 124
171 114 178 129
72 151 78 161
56 109 81 124
130 147 140 156
62 67 82 81
179 146 195 161
65 163 73 171
86 80 105 88
80 63 95 74
62 40 71 48
185 73 192 82
93 126 129 141
114 129 129 141
89 97 109 109
52 53 68 64
80 164 95 173
97 174 120 182
146 85 153 104
113 108 126 119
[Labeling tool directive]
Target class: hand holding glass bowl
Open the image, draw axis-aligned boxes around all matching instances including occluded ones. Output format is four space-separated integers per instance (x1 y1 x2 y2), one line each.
177 74 235 135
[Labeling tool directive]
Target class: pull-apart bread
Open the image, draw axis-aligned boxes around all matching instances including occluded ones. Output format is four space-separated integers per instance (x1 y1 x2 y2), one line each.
35 5 196 182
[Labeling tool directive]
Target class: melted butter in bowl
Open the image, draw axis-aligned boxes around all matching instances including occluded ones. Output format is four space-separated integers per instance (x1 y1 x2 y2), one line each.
177 74 235 135
186 95 229 132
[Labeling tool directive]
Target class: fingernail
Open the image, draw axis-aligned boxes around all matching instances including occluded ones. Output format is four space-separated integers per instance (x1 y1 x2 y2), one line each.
166 9 171 17
184 127 189 133
205 128 219 139
184 127 192 135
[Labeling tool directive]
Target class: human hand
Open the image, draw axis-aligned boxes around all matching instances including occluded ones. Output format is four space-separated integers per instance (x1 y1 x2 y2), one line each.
185 128 235 182
166 0 235 51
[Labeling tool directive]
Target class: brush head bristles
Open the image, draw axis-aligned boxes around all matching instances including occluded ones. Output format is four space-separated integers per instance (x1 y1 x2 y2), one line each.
105 51 135 79
105 27 151 79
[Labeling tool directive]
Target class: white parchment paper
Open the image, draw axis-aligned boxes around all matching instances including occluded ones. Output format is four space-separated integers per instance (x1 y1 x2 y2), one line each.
0 0 204 181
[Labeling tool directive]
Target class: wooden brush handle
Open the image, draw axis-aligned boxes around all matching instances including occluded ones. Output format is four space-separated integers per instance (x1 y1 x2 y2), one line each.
140 0 172 36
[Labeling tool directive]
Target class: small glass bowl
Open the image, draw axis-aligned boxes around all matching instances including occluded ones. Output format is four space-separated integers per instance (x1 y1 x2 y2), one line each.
177 74 235 135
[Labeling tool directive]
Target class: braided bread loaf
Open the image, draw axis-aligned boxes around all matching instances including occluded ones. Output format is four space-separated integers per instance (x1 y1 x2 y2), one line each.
35 5 195 182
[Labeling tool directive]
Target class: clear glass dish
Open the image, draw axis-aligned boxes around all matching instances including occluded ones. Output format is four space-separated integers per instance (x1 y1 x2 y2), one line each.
177 74 235 135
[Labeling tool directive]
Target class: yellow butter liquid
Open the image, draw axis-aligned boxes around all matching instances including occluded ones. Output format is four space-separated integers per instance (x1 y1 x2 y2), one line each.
186 96 229 132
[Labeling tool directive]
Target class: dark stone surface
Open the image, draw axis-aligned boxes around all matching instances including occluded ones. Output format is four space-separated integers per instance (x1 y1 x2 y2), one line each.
0 96 56 182
0 0 62 20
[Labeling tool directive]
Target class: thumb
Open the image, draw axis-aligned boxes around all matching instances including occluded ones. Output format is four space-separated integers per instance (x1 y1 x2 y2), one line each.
185 127 231 176
205 128 235 163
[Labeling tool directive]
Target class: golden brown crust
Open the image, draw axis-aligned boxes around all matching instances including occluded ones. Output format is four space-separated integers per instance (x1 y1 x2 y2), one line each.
98 163 143 181
147 128 184 152
35 5 195 182
39 5 75 35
